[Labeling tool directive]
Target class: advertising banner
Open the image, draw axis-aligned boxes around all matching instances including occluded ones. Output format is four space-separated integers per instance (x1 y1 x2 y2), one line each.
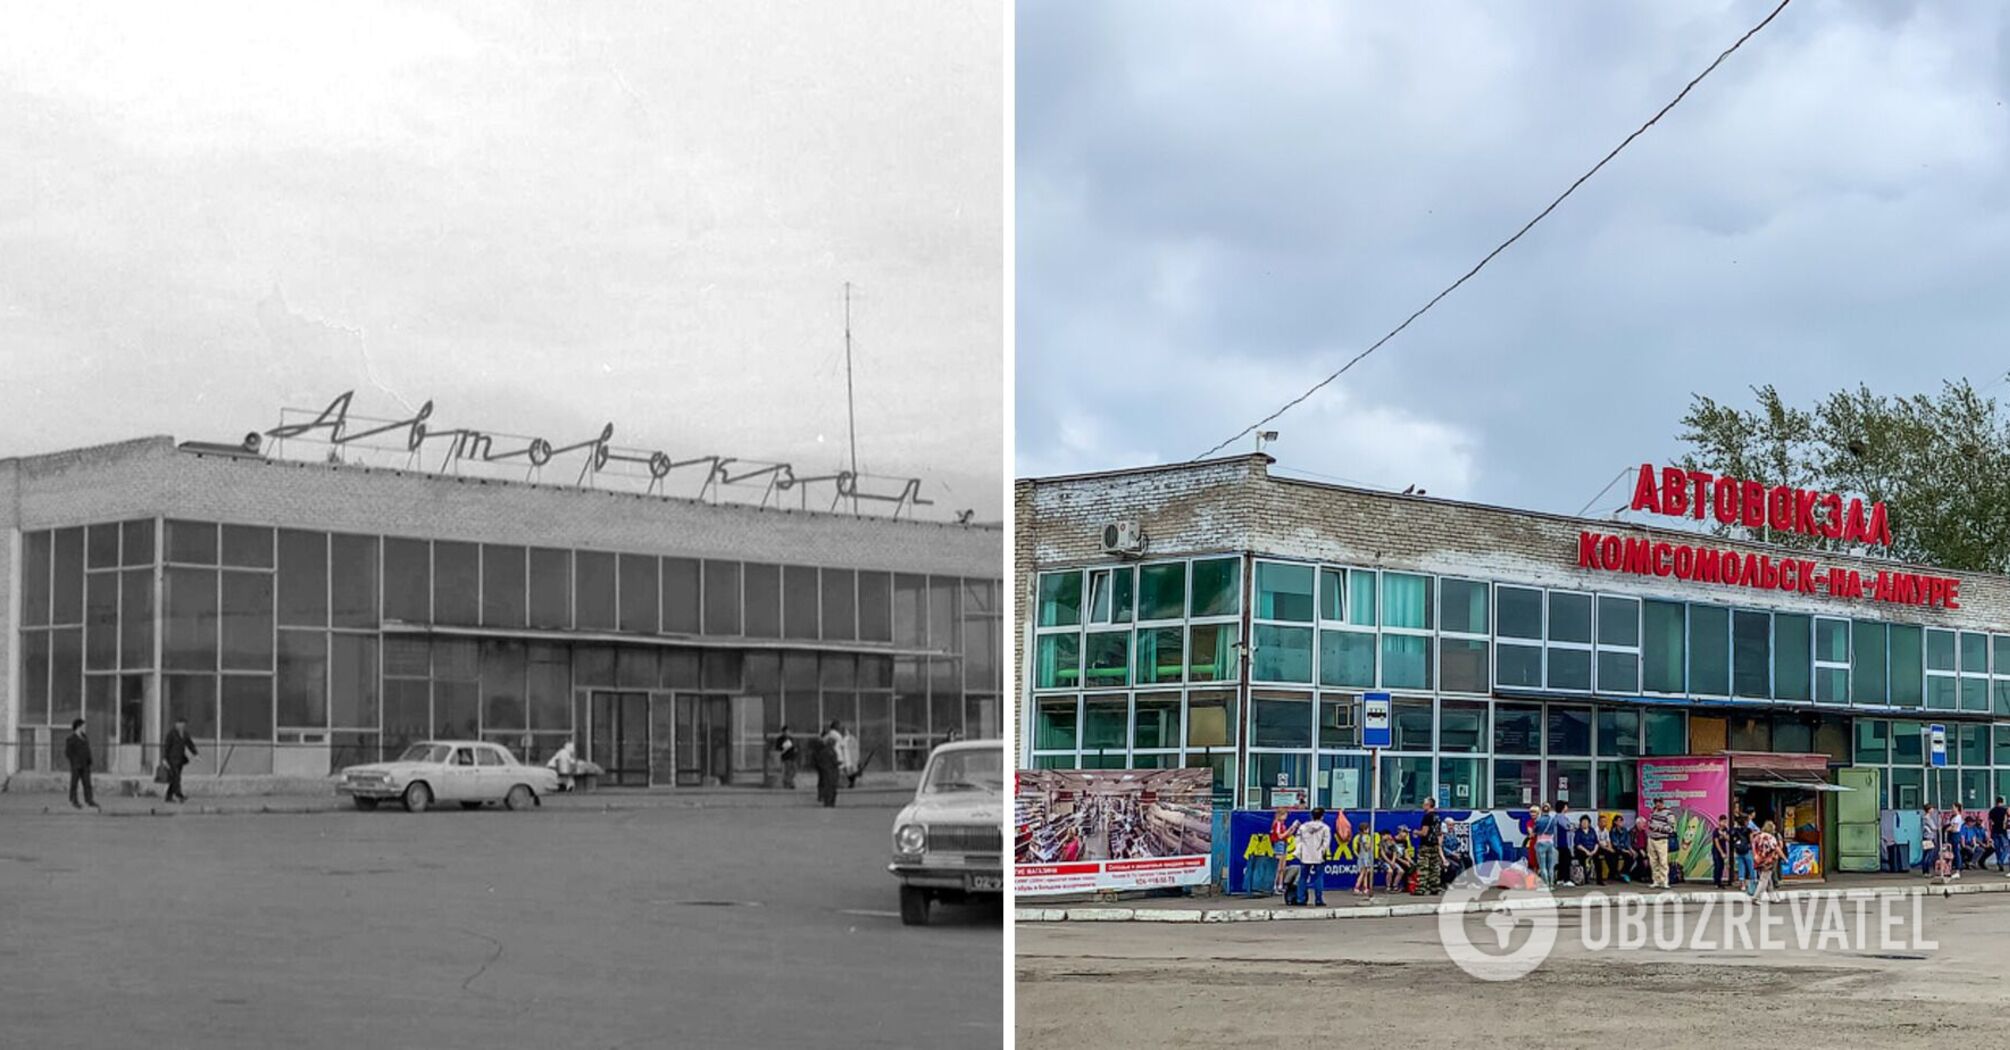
1014 769 1213 896
1638 756 1733 880
1225 808 1569 893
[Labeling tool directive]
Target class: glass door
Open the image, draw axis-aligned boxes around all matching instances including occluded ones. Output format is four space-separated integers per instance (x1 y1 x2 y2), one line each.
649 694 678 787
590 691 650 787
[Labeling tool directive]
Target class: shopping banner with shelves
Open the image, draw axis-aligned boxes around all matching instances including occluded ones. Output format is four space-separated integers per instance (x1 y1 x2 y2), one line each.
1015 769 1214 895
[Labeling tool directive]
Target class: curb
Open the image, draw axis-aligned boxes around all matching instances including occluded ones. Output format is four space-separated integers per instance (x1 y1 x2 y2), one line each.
1016 879 2010 923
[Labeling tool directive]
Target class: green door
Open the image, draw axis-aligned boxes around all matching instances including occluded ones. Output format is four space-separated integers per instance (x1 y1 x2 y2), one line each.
1836 767 1881 872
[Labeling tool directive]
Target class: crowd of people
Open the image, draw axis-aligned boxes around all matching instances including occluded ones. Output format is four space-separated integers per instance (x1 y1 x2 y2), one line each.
1900 799 2010 880
1247 797 1814 903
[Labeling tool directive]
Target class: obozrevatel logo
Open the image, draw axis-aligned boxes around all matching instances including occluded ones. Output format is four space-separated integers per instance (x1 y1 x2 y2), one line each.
1436 865 1558 981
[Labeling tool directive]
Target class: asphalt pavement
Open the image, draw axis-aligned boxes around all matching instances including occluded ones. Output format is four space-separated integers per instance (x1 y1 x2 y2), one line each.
0 798 1000 1050
1018 891 2010 1049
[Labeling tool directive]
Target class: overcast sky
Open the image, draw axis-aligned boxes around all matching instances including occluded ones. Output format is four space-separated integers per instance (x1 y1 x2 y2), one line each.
1 1 1001 519
1016 0 2010 518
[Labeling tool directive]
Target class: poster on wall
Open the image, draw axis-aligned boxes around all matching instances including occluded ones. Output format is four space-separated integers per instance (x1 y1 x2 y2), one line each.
1638 756 1733 880
1014 769 1214 896
1224 808 1565 893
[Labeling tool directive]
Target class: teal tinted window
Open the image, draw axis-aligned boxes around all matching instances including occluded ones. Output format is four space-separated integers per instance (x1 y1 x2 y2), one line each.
1688 606 1730 696
1641 601 1685 694
1852 622 1887 704
1318 630 1375 688
1382 573 1432 631
1137 563 1185 621
1772 614 1811 702
1890 625 1924 707
1252 624 1313 683
1442 579 1489 635
1254 562 1315 622
1036 572 1082 628
1733 611 1770 698
1190 558 1240 618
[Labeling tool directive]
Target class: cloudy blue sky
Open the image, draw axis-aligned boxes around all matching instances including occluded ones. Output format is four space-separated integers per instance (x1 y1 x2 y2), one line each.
1 1 1001 519
1016 0 2010 517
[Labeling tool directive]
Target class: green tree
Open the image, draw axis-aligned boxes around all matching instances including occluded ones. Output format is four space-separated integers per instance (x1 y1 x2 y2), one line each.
1675 379 2010 572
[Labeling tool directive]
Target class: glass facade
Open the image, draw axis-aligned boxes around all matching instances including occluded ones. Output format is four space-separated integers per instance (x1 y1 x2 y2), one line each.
1030 554 2010 810
17 517 1001 782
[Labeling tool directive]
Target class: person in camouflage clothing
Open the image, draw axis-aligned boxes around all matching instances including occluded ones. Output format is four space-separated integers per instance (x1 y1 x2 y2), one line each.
1414 797 1446 895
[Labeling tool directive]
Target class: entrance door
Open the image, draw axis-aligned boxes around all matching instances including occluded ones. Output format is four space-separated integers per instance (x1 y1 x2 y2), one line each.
1836 767 1881 872
590 691 650 787
674 694 763 786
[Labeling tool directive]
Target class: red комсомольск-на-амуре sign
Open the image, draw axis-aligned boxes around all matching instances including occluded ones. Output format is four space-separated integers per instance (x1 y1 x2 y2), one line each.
1575 531 1959 609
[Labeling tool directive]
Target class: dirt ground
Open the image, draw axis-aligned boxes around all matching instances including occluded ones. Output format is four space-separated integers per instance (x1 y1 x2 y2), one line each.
0 802 1000 1050
1016 894 2010 1049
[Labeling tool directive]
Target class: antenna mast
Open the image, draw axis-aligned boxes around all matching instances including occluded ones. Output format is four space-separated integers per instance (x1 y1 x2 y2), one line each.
844 281 859 515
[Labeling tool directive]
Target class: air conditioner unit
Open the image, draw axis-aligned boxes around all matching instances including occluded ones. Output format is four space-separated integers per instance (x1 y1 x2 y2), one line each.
1100 520 1146 556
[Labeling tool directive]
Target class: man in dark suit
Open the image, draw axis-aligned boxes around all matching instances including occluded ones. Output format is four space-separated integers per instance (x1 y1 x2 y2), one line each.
162 716 198 803
64 718 99 810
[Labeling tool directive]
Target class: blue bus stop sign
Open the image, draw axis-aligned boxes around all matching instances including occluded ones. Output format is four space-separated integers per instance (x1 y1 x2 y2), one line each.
1363 692 1392 749
1929 724 1947 768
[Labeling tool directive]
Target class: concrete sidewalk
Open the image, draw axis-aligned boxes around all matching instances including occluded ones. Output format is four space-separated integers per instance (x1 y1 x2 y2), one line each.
0 783 916 817
1016 870 2010 923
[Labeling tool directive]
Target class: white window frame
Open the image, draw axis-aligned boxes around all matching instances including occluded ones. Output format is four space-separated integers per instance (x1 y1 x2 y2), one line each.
1730 608 1774 700
1493 583 1545 692
1437 577 1491 697
1378 570 1433 692
1687 602 1733 699
1317 566 1377 691
1085 565 1135 628
1185 557 1241 685
1544 589 1595 695
1925 627 1960 711
1592 594 1641 697
1031 569 1084 694
1249 559 1317 687
1813 616 1851 705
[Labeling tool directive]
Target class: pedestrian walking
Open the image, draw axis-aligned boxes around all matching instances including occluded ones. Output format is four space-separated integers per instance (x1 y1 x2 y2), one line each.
1945 805 1966 880
814 722 843 807
1291 808 1334 906
1532 803 1560 887
772 724 799 789
1748 821 1782 901
1415 799 1444 896
161 716 198 804
1730 810 1754 888
1646 798 1677 889
64 718 99 810
1990 797 2010 875
1711 816 1731 889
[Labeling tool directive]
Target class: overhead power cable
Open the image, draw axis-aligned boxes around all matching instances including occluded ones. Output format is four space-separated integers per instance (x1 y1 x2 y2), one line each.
1193 0 1794 462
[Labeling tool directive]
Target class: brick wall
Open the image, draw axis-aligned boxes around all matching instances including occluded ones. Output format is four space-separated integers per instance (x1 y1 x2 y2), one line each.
1020 453 2010 631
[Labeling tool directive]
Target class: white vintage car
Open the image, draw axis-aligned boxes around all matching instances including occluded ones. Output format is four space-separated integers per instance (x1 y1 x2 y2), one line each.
888 740 1005 926
336 740 559 813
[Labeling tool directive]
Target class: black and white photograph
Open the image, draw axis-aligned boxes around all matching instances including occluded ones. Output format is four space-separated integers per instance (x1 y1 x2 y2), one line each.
0 3 1003 1047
